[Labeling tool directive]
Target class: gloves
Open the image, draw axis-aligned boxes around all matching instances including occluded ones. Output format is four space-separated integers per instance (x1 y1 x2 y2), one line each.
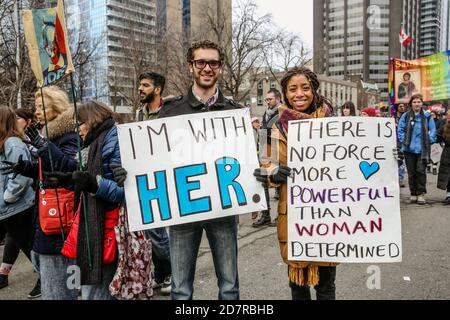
270 166 292 184
0 155 26 179
45 171 98 194
254 168 269 187
254 165 292 186
393 148 404 166
44 171 74 189
72 171 99 194
110 164 127 187
25 125 47 149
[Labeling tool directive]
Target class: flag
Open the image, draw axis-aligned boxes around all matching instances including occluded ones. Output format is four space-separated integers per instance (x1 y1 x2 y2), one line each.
22 0 74 87
399 24 412 46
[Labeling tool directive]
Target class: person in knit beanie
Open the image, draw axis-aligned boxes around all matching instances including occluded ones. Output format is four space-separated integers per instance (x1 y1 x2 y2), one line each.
361 107 377 117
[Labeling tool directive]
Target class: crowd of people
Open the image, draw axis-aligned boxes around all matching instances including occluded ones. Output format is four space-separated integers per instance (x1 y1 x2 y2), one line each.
0 39 448 301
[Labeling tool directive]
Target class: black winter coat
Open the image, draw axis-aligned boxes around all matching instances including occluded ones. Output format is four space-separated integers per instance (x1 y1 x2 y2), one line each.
32 110 80 255
158 87 241 118
437 126 450 191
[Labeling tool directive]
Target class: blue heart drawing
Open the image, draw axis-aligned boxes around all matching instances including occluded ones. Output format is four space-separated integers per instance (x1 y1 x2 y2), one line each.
359 162 380 180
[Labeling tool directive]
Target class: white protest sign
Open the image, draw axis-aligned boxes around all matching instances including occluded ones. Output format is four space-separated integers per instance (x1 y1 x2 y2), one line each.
430 143 443 164
287 117 402 263
117 109 267 232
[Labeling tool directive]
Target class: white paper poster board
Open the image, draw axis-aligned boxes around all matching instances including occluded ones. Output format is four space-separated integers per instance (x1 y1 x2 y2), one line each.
287 118 402 263
117 109 267 232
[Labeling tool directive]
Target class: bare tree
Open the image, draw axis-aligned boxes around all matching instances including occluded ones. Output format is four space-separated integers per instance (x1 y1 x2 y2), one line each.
200 0 278 103
0 0 102 108
108 16 155 112
0 0 39 108
262 29 312 85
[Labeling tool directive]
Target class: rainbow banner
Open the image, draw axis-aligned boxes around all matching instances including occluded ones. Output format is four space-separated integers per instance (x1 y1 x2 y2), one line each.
22 0 74 87
389 51 450 105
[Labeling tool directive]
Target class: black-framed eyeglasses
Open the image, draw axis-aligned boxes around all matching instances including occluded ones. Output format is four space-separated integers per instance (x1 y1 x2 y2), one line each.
191 60 222 70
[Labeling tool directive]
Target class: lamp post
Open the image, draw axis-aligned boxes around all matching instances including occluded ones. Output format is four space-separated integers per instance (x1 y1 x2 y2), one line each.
15 0 22 108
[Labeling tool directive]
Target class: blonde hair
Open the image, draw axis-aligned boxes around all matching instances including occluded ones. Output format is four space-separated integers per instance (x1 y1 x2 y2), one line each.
35 86 71 116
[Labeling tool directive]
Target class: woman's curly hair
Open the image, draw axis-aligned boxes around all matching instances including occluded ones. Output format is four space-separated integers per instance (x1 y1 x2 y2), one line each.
280 66 329 115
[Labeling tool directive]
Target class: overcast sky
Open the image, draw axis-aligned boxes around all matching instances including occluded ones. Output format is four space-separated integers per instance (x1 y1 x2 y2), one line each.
254 0 314 50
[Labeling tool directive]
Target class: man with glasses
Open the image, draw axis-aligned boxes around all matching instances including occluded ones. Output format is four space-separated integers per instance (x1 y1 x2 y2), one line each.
253 88 282 228
158 40 242 300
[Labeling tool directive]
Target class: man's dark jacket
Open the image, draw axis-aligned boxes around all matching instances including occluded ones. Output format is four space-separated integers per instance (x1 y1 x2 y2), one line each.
158 87 241 119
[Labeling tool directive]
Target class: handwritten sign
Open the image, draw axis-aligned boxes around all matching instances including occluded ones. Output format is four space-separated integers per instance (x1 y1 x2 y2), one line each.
287 118 402 263
117 109 267 232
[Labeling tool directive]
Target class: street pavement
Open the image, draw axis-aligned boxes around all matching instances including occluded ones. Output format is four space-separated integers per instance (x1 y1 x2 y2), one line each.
0 174 449 300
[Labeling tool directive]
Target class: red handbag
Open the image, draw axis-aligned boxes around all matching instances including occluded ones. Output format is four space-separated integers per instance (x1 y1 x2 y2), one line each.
61 196 119 264
38 159 75 236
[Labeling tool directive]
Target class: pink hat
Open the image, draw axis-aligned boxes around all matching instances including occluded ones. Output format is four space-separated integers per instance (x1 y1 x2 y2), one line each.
251 117 260 123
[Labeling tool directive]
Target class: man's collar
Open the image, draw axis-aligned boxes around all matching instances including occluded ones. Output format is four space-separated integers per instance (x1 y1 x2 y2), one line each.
188 86 223 108
144 98 163 114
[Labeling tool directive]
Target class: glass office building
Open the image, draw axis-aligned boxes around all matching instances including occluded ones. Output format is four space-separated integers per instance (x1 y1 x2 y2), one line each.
314 0 421 101
65 0 156 111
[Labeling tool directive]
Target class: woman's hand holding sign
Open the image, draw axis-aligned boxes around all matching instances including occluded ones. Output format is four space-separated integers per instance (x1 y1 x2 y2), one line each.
254 165 292 186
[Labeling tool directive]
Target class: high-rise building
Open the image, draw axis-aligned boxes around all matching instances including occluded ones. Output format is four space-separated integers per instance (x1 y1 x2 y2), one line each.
180 0 232 42
441 0 450 50
314 0 421 102
420 0 443 56
65 0 156 112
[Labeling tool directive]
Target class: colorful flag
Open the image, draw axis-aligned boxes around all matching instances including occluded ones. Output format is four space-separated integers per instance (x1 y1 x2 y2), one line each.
22 0 74 87
399 24 412 46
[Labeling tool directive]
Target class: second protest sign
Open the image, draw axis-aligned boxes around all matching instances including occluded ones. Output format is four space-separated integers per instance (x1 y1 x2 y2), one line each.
287 117 402 263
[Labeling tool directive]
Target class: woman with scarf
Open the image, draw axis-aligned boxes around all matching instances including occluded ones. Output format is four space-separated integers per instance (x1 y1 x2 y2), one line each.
46 100 123 300
253 67 337 300
398 94 437 205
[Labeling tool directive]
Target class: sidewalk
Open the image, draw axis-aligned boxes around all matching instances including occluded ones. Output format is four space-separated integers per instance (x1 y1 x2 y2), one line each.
1 175 448 300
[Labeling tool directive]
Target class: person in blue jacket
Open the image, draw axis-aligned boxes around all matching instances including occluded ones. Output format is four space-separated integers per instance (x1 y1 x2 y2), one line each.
398 94 437 205
46 100 124 300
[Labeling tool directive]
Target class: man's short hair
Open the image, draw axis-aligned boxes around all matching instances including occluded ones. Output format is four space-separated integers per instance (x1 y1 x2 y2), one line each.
186 40 225 63
267 88 282 101
139 72 166 95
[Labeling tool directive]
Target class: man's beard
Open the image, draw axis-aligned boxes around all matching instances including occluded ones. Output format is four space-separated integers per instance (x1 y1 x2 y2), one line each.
140 90 156 104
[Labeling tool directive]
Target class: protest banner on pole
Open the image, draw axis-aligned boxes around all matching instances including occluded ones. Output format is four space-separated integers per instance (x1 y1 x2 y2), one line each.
390 51 450 104
22 0 74 87
117 109 267 232
287 118 402 263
